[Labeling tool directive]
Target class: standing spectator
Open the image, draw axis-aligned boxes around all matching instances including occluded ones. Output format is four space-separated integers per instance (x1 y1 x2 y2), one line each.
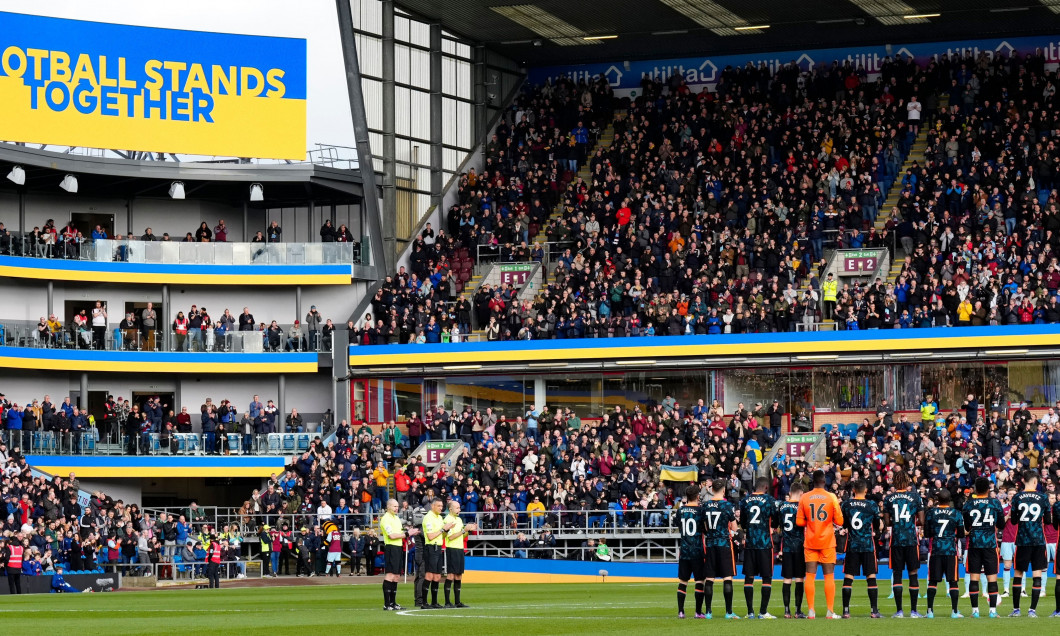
305 306 322 351
141 302 157 350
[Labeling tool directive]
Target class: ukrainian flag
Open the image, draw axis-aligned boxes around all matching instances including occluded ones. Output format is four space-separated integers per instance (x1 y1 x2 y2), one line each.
659 465 698 482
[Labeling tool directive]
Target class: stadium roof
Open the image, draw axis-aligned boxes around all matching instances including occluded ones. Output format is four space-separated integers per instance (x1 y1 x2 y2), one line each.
399 0 1059 66
0 144 366 208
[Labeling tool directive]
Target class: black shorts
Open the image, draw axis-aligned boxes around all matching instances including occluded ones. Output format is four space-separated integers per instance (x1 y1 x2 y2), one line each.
966 547 999 577
678 557 705 582
781 551 805 579
889 544 920 574
704 545 735 579
743 548 773 579
1014 545 1048 573
424 545 443 574
445 548 465 575
384 544 404 575
844 550 878 577
929 554 958 583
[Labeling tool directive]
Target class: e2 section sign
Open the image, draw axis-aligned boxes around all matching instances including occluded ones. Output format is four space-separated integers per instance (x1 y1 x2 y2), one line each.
0 12 307 159
528 33 1060 96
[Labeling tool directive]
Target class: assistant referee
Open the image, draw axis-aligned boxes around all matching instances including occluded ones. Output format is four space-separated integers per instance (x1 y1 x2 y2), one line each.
379 498 419 611
421 498 446 609
443 499 477 608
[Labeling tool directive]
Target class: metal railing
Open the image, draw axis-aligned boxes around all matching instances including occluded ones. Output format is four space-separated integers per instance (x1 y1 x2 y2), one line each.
474 239 575 269
0 428 329 457
141 508 680 542
110 558 259 582
0 320 352 354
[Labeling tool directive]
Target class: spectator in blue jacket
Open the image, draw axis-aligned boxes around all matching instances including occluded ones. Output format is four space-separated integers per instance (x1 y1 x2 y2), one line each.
50 566 81 592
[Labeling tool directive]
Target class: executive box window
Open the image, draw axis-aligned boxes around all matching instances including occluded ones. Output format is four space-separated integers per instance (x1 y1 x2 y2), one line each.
811 365 888 412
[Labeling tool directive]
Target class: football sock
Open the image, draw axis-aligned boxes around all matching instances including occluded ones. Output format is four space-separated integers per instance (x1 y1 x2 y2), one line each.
430 580 439 604
1031 576 1041 611
677 583 687 613
795 580 804 613
444 579 452 605
1003 566 1011 593
760 582 772 616
823 573 835 613
908 575 919 613
892 581 903 612
805 572 816 612
744 578 755 615
1013 577 1022 609
987 580 999 609
454 581 461 604
927 583 937 611
842 578 853 613
723 579 734 615
949 582 959 612
694 583 704 614
969 579 979 610
782 582 791 613
704 580 715 614
867 577 878 612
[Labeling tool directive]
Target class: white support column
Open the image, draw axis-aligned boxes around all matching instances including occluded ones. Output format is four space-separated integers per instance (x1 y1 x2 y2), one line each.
534 378 546 411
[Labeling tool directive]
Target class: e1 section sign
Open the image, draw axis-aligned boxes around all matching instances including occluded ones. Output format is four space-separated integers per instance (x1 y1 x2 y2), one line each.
0 12 307 159
528 33 1060 96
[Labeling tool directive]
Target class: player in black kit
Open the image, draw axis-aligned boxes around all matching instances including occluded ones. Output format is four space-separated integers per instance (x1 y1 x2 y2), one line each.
676 484 706 619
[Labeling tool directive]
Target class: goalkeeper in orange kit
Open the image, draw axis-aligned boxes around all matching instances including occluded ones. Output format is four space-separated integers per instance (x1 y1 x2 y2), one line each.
796 469 844 619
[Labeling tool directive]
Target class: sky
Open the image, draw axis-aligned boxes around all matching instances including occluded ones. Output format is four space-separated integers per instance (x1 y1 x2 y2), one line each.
0 0 356 158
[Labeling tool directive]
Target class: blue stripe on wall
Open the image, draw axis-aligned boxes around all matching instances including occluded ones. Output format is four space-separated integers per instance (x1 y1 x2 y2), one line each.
0 349 317 364
25 455 288 468
350 324 1060 356
465 556 1057 580
0 255 351 277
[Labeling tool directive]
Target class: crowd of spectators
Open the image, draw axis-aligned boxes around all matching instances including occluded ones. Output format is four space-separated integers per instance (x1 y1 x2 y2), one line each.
0 447 158 579
251 386 1060 567
836 51 1059 330
0 392 327 457
19 302 340 353
357 49 1058 344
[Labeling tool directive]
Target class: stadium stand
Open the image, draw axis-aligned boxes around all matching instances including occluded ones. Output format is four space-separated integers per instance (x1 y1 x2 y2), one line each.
1 452 115 576
360 49 1059 343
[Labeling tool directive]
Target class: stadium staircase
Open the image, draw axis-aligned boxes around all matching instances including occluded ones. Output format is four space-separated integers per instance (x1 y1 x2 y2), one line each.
469 111 625 338
875 94 948 286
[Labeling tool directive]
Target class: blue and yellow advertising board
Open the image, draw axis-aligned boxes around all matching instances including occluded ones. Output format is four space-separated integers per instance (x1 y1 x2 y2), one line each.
0 12 306 160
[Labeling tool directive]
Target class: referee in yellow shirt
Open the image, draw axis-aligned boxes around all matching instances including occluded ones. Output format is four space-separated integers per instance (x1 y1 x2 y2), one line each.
443 499 477 608
379 498 419 611
421 498 446 609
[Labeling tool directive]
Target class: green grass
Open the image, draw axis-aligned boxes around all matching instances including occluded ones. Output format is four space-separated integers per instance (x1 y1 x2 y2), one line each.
1 581 1056 634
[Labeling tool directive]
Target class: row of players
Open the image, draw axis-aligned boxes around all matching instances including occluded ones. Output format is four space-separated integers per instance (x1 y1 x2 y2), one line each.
677 469 1057 619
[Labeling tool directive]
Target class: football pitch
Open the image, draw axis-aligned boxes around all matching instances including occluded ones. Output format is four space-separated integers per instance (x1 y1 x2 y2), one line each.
1 581 1055 635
